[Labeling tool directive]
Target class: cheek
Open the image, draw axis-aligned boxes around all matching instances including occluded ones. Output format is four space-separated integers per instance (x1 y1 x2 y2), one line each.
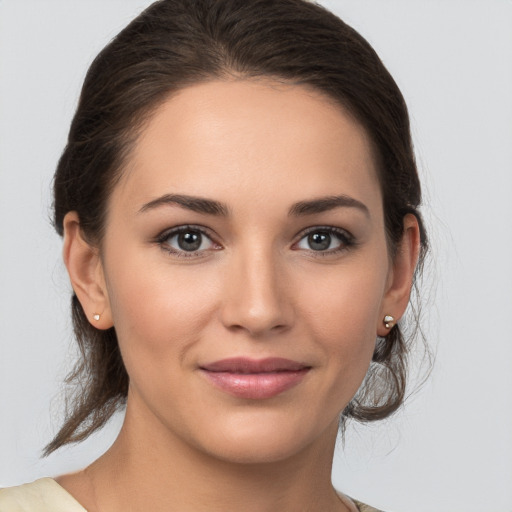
297 256 388 374
303 262 386 331
104 249 221 364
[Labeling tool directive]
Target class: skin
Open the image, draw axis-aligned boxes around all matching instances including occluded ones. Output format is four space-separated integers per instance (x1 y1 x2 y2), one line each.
59 80 420 512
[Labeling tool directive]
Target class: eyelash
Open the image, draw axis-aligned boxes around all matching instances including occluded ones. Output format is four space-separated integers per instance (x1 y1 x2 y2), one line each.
292 226 356 257
154 225 356 258
155 225 220 258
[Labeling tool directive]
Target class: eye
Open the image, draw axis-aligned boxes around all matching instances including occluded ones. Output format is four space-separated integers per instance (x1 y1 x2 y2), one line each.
157 226 220 256
294 227 353 253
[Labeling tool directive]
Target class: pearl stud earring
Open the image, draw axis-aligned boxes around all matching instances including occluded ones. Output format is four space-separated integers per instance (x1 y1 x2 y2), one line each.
383 315 395 329
93 314 101 321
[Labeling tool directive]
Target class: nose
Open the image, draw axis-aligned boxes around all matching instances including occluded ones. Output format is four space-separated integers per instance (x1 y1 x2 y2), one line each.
219 246 294 337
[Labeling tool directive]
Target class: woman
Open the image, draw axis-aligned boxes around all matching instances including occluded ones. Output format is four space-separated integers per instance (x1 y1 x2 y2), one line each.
0 0 427 510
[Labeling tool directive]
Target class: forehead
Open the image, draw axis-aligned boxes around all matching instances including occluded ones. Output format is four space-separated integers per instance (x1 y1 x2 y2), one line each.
113 79 381 215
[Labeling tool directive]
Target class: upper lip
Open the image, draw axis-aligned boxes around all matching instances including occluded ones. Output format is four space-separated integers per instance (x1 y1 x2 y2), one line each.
200 357 310 373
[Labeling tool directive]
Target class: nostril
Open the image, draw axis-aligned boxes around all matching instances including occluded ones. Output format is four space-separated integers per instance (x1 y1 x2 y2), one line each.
270 323 288 332
226 322 288 336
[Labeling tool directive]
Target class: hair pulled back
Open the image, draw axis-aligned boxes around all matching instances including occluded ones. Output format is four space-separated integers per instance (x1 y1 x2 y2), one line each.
48 0 428 454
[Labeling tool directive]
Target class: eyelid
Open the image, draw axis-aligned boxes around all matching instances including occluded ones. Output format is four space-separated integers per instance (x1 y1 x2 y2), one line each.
153 223 356 258
292 225 356 254
293 225 354 242
155 224 222 257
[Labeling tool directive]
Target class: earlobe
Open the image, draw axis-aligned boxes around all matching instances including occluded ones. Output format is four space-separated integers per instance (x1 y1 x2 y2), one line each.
377 214 421 337
62 212 113 330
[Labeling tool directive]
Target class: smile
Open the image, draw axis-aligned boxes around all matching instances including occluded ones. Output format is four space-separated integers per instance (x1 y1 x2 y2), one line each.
199 357 311 400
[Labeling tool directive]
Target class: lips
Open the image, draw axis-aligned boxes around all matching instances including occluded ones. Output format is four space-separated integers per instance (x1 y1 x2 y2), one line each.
199 357 311 400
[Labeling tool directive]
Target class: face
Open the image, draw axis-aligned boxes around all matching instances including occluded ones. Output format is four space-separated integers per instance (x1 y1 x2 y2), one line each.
87 80 399 463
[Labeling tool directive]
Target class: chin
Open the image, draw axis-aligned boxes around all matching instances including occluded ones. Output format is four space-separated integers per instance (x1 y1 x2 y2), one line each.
189 412 339 466
204 438 309 465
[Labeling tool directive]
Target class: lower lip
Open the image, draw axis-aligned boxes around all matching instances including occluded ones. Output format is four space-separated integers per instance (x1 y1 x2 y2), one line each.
200 369 310 399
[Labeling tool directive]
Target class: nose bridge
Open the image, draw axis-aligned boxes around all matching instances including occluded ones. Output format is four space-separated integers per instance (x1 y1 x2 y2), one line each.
221 239 292 336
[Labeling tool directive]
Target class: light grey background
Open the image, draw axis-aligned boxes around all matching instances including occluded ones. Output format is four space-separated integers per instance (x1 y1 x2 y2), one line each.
1 1 511 511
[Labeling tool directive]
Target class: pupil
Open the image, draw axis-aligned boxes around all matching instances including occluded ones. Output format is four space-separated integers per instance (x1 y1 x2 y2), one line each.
308 232 331 251
178 231 201 251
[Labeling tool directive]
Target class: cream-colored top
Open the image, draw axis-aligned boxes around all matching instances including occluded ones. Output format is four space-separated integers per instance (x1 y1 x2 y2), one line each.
0 478 383 511
0 478 87 511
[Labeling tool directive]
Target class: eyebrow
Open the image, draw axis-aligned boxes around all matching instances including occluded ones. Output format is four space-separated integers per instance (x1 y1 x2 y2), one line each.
288 195 370 217
138 193 369 218
138 194 229 216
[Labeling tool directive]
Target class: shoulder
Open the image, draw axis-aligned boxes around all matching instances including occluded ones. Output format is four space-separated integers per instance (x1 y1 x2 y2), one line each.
352 497 386 512
337 490 386 512
0 478 87 512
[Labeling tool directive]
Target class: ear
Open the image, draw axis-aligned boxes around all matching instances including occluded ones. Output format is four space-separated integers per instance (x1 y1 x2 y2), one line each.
377 213 421 336
62 211 113 330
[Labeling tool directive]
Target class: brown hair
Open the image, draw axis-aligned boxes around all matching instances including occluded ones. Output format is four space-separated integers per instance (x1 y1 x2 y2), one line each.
47 0 428 454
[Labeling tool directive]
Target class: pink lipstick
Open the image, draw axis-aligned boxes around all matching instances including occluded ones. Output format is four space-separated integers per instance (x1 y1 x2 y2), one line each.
199 357 310 399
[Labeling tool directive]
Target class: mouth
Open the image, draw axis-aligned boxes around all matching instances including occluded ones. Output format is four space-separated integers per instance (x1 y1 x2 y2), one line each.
199 357 311 400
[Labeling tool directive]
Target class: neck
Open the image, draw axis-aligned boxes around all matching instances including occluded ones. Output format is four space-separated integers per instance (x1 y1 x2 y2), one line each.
84 400 345 512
